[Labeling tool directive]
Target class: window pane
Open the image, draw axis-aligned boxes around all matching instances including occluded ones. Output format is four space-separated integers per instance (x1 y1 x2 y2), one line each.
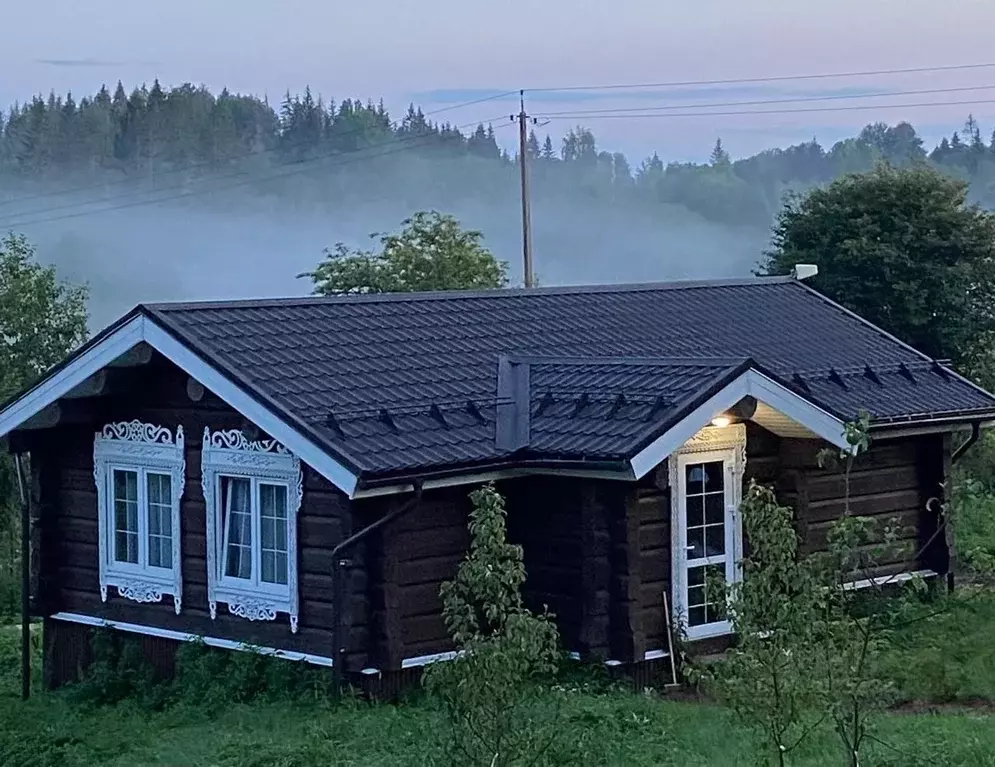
703 461 724 493
261 550 275 584
688 566 705 588
275 552 288 585
687 527 705 560
147 474 173 569
260 483 289 585
688 584 705 607
686 464 705 495
705 524 726 557
704 494 724 525
685 495 703 528
260 484 288 519
113 470 139 564
223 477 252 580
688 606 707 627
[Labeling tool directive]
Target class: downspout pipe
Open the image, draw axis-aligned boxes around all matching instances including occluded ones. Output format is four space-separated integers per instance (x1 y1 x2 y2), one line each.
331 480 424 698
951 421 982 464
13 453 30 700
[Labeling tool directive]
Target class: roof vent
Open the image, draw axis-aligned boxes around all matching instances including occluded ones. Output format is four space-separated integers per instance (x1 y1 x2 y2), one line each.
792 264 819 281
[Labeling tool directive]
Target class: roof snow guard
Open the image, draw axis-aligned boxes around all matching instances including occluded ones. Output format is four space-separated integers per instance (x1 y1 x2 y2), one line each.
1 277 994 497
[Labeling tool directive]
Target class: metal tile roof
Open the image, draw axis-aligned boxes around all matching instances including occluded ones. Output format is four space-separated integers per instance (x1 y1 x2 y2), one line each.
146 277 995 477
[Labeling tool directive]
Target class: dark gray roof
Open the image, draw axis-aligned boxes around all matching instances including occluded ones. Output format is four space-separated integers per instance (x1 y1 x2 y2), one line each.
143 277 995 479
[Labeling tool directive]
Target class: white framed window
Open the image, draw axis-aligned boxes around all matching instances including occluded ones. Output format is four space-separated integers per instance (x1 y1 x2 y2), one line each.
668 423 746 640
202 428 302 633
93 420 186 613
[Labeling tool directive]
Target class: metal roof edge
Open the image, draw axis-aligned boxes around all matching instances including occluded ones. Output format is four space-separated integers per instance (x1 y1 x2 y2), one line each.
792 280 995 407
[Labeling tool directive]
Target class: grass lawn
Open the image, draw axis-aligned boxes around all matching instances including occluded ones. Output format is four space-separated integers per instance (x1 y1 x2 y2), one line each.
2 597 995 766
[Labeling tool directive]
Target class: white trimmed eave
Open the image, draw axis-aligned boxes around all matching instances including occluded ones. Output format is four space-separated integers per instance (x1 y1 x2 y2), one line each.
629 369 850 480
0 314 360 498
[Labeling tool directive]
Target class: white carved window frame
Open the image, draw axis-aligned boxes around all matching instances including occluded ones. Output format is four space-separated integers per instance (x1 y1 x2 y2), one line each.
202 427 303 633
668 422 747 640
94 420 186 614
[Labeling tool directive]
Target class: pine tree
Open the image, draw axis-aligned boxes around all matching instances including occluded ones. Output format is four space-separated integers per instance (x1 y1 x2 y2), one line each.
540 135 555 161
710 137 731 167
526 129 540 160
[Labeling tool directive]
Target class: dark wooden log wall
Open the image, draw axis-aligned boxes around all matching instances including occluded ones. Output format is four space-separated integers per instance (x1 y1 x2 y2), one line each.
505 477 584 654
788 434 948 580
368 487 471 667
25 356 365 680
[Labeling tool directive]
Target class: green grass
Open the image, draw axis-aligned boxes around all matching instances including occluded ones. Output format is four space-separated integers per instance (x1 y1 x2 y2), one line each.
2 609 995 767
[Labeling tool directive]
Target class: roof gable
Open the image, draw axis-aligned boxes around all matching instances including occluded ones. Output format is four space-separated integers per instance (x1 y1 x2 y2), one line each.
0 311 361 496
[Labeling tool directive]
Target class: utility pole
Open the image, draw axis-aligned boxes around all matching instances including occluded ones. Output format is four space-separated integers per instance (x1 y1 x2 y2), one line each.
515 90 536 288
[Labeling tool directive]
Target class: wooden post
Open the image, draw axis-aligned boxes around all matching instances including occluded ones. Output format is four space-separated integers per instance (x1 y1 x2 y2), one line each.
14 453 31 700
516 90 535 288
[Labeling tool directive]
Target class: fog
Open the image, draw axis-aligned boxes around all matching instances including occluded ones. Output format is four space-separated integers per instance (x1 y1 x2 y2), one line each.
0 172 766 331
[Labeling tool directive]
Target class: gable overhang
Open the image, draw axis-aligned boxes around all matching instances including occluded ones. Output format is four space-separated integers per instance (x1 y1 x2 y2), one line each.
0 312 361 498
629 367 851 480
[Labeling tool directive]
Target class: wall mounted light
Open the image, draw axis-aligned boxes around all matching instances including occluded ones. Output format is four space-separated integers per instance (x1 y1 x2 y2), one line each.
711 415 732 428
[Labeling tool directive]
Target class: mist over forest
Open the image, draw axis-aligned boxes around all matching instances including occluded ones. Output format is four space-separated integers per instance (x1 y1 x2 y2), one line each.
1 80 994 329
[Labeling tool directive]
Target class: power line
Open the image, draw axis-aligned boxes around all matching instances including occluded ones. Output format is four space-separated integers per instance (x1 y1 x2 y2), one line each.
534 98 995 121
527 62 995 94
533 84 995 117
0 89 518 209
0 118 514 230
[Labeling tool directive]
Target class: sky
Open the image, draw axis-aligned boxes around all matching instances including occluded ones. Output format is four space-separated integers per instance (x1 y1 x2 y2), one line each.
5 0 995 162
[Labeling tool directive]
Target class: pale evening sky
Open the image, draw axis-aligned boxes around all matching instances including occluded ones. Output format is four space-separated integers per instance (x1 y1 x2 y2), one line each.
4 0 995 161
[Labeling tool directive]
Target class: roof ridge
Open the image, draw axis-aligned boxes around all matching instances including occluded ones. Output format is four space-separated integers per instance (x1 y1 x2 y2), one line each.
507 354 748 368
145 275 796 312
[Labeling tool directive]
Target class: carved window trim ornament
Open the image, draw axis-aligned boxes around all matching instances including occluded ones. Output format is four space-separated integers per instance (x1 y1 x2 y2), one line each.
93 420 186 614
668 422 747 640
202 427 303 633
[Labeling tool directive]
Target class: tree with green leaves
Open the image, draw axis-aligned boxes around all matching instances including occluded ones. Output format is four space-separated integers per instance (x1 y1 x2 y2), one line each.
423 484 562 767
0 232 88 615
758 165 995 380
0 233 89 399
300 211 508 295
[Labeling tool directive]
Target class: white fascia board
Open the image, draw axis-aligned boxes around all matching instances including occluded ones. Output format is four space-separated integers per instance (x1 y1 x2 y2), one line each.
0 315 145 438
49 612 335 666
0 315 359 498
630 369 849 480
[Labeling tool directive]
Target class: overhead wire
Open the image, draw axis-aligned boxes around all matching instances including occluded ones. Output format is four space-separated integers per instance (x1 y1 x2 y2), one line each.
0 116 514 230
527 61 995 93
533 98 995 121
0 89 519 208
532 84 995 117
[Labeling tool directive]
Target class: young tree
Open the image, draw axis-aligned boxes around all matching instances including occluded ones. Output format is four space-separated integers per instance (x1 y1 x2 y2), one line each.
702 481 824 766
300 211 508 295
758 165 995 379
423 485 562 767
